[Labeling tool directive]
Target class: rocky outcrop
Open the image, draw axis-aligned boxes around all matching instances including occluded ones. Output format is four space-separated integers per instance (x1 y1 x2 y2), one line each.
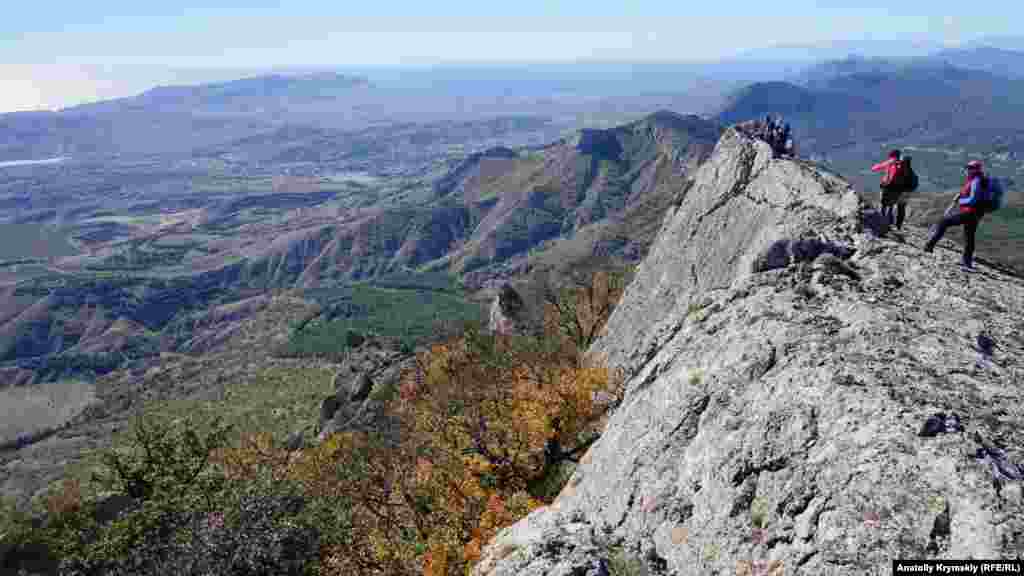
475 128 1024 575
316 337 415 441
489 283 527 335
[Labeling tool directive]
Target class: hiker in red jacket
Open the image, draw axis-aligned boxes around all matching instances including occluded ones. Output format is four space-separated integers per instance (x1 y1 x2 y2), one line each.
872 149 905 229
923 160 986 269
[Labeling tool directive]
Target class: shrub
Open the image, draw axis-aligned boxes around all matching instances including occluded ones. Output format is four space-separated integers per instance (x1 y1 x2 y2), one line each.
56 480 319 576
92 413 231 501
9 415 321 576
9 267 631 576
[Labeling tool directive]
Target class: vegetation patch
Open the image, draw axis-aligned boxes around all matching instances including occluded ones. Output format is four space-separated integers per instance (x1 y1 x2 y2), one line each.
750 495 771 529
607 545 647 576
4 268 629 576
279 274 484 360
124 365 336 444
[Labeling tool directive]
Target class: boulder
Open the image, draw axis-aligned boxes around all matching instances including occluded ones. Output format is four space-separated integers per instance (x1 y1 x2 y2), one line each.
318 395 342 429
284 429 305 452
489 283 530 335
349 372 374 403
318 358 414 441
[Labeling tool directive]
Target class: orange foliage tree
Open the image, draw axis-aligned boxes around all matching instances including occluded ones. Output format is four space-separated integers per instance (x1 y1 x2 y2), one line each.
541 268 627 359
213 268 629 576
382 314 626 575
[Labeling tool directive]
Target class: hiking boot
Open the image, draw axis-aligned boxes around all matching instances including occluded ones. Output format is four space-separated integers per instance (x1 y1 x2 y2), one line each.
923 243 934 253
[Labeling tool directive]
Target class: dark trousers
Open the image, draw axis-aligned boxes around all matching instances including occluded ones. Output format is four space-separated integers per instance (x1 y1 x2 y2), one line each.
925 210 982 265
881 202 907 229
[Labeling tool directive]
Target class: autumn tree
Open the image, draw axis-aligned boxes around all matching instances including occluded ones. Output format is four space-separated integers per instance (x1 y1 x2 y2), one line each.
540 267 628 359
215 266 630 576
382 317 624 575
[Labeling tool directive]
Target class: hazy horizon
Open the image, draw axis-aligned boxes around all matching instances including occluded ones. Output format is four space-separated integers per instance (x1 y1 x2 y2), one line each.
0 40 978 115
4 0 1024 113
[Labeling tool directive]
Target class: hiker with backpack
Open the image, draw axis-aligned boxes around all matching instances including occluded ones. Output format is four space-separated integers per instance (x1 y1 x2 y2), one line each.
891 155 918 229
872 149 911 230
923 160 1005 269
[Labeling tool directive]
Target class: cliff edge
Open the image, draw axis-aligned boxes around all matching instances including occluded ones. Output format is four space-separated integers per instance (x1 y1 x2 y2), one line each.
473 128 1024 575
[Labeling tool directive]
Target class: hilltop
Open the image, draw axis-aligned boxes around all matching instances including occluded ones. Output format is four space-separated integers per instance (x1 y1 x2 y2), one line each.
717 58 1024 188
475 127 1024 575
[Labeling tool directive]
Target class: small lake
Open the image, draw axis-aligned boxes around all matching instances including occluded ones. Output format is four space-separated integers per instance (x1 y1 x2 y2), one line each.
0 157 70 168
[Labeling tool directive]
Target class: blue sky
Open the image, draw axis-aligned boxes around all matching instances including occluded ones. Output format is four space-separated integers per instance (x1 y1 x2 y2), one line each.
0 0 1020 111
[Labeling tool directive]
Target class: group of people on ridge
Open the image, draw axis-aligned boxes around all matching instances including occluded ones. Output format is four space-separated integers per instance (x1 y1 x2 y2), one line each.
872 149 1005 270
754 115 793 158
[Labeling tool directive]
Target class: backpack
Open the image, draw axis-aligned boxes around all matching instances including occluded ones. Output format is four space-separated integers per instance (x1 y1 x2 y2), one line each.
903 157 919 193
977 176 1005 213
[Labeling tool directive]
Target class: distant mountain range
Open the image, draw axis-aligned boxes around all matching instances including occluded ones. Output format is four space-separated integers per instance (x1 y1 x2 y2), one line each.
63 72 372 116
930 46 1024 78
228 110 722 288
0 67 729 162
5 43 1024 171
715 54 1024 189
736 38 946 61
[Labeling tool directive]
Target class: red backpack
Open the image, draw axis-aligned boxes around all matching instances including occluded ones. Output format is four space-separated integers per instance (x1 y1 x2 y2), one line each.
884 158 909 190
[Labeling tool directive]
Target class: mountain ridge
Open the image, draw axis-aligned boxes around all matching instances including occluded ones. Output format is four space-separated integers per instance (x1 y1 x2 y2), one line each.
473 127 1024 575
0 111 721 384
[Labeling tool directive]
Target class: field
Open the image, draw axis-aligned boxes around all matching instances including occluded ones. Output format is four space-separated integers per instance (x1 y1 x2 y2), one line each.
36 362 338 513
0 380 96 447
0 225 79 260
126 365 336 444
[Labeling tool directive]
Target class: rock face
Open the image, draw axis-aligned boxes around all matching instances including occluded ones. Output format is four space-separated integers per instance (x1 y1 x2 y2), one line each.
316 337 414 441
489 283 528 335
475 128 1024 575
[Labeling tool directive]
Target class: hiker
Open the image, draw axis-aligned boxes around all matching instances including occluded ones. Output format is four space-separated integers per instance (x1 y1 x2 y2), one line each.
877 154 918 230
769 119 783 157
781 123 791 156
871 149 905 228
923 160 987 268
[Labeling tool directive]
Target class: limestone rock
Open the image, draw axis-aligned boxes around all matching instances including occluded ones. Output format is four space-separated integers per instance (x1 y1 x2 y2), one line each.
349 372 374 403
479 127 1024 575
319 395 341 429
318 355 414 442
284 429 305 452
489 283 528 335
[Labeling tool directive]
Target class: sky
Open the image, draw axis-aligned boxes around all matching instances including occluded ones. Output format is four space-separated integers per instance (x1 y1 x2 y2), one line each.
1 0 1021 112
